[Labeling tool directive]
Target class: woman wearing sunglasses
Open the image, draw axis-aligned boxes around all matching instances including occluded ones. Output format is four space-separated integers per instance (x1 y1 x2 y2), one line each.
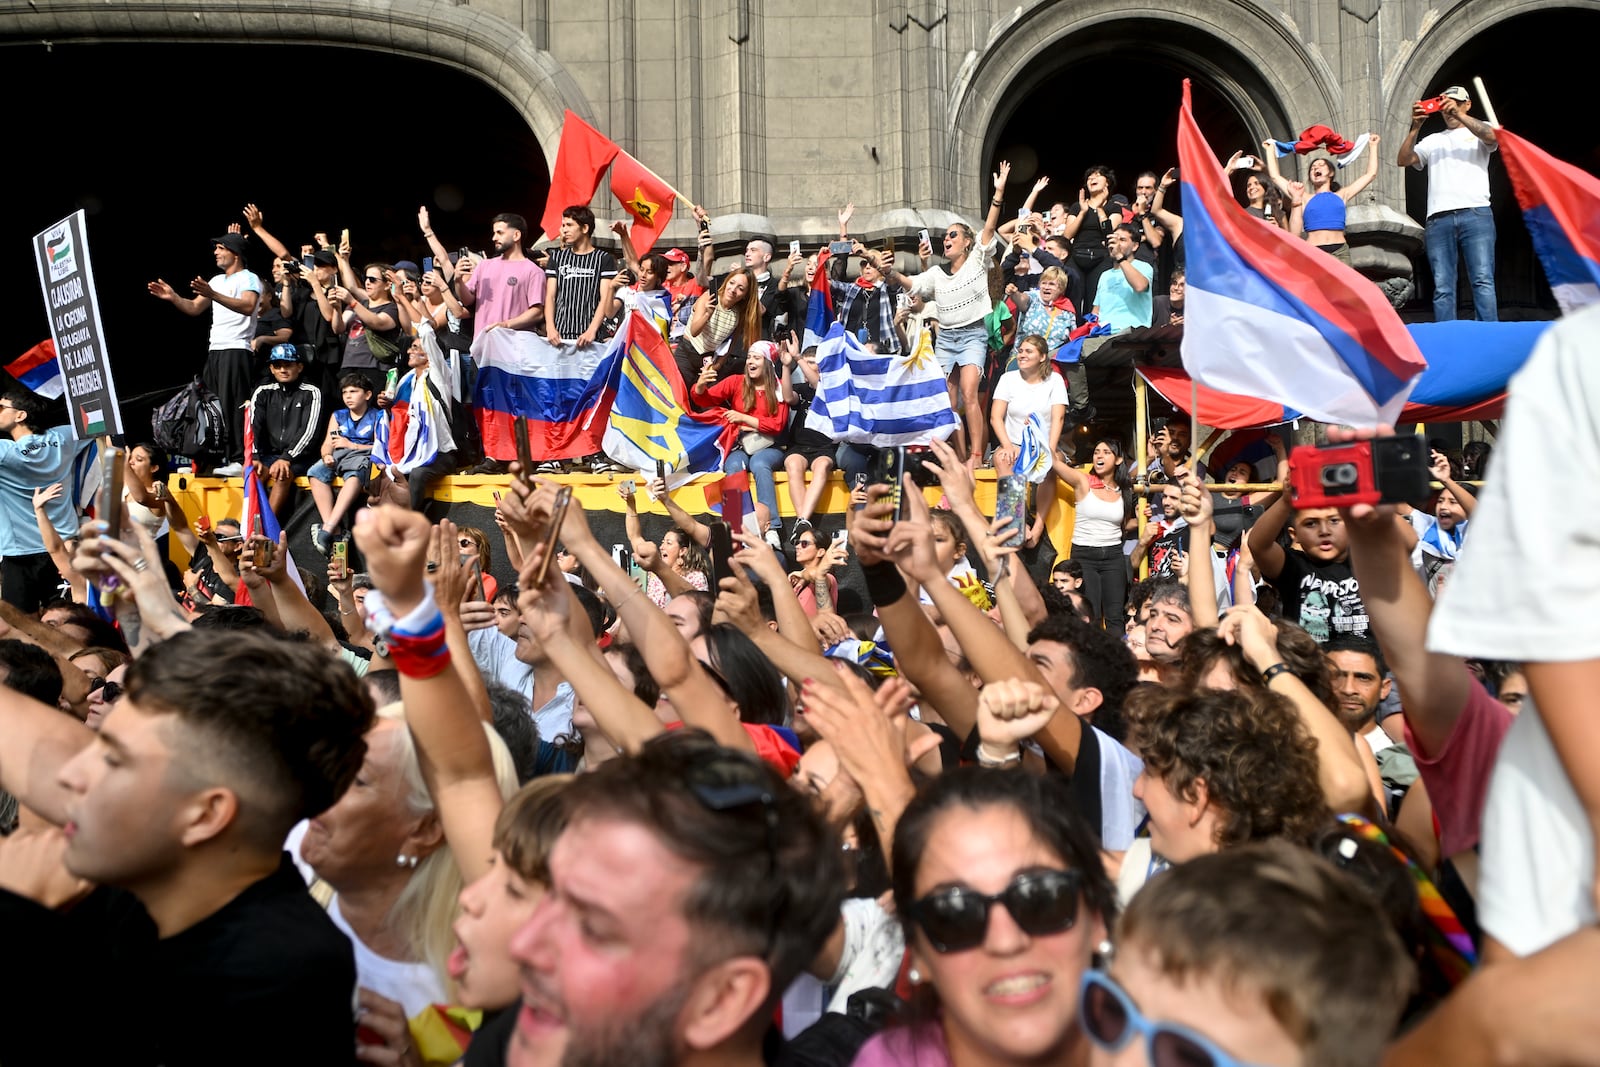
855 767 1118 1066
1082 841 1411 1067
84 663 128 731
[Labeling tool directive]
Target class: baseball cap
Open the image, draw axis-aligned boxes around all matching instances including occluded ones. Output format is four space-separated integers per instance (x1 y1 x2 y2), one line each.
1439 85 1470 102
312 250 338 267
210 233 248 256
393 260 421 275
268 343 304 364
663 248 691 264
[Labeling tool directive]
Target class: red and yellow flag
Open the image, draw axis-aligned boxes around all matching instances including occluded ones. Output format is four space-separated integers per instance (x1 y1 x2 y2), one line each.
610 151 677 256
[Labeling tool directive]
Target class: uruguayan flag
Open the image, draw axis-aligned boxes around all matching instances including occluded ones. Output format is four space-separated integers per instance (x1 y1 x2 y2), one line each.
804 323 957 447
1013 412 1052 485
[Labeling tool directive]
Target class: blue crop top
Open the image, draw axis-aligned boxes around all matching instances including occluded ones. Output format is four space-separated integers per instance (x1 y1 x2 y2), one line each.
1302 191 1346 233
335 406 381 446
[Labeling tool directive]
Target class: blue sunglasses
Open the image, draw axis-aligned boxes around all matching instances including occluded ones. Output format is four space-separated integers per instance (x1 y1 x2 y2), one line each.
1079 970 1270 1067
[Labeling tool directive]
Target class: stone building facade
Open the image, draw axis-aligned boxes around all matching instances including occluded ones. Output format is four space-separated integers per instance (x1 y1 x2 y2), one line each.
3 0 1584 292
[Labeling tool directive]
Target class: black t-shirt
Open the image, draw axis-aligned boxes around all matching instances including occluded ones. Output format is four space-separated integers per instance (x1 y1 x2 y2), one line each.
341 301 400 371
286 279 343 365
254 305 292 342
463 1006 515 1067
0 854 355 1066
1271 550 1369 644
547 246 619 338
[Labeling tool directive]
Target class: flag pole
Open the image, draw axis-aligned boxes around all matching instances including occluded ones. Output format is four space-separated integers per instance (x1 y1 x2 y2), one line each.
1135 371 1150 580
616 154 696 210
1473 77 1499 127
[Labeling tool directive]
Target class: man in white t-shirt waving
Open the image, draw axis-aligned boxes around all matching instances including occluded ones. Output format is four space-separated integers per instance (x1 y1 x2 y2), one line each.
1396 84 1499 322
147 233 262 471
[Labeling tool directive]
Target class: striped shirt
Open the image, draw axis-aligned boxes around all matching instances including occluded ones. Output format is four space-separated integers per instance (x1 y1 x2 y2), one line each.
546 247 618 338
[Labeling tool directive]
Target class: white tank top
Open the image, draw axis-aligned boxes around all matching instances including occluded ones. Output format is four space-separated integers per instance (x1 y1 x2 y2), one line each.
1073 486 1126 547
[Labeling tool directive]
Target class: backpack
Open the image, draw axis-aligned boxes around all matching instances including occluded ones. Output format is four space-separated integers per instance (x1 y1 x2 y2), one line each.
152 377 229 461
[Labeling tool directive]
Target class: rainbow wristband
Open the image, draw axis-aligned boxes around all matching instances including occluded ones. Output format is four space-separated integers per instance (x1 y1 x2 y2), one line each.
363 586 452 679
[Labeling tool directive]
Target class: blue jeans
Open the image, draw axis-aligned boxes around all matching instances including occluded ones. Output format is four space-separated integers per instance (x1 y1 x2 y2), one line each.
1425 206 1497 322
725 446 785 528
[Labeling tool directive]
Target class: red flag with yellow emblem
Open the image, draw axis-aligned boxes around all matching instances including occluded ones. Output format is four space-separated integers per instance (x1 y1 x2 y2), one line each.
609 151 677 256
541 111 620 241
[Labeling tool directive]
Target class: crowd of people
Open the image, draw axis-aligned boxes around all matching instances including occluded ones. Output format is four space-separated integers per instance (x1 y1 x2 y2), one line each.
0 80 1584 1067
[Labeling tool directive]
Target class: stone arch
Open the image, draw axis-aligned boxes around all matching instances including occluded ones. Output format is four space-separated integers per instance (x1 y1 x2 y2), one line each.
948 0 1342 217
1382 0 1600 138
3 0 592 171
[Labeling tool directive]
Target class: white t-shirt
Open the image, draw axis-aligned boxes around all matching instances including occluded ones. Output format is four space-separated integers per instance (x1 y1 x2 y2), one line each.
1412 126 1496 217
327 898 448 1019
207 269 262 350
992 369 1068 446
906 236 1001 329
1427 304 1600 956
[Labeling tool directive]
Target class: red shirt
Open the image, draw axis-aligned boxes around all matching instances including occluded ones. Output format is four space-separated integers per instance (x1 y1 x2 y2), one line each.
701 376 789 436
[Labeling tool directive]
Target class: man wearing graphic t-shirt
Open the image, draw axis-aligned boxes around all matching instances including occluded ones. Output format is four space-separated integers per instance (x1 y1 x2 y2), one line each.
147 233 262 470
1248 497 1372 644
543 205 618 346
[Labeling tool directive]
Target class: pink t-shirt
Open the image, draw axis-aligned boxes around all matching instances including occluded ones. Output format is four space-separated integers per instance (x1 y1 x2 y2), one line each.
1403 675 1513 857
466 257 546 329
852 1023 951 1067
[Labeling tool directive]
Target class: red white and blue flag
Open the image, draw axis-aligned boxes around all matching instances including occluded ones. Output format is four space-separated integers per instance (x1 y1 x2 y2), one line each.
1498 127 1600 314
802 249 836 350
4 339 63 399
1176 80 1426 425
472 330 614 462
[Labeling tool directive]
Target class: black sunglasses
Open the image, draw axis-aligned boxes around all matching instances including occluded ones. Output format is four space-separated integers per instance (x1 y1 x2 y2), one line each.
88 678 125 703
908 868 1082 953
364 275 383 283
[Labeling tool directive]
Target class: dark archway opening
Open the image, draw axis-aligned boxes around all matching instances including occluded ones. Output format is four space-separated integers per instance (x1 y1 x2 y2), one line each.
0 42 548 436
984 23 1291 220
1403 8 1600 319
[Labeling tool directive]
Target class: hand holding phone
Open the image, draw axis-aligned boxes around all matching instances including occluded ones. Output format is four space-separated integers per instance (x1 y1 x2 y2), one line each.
513 417 535 484
708 521 736 591
531 487 574 587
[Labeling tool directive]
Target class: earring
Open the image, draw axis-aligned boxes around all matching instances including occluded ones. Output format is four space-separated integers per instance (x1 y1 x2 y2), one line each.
907 968 922 984
396 854 417 869
1096 939 1114 958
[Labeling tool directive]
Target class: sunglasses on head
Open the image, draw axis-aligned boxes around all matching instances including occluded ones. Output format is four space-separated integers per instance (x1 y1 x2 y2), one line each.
88 678 125 703
908 868 1081 953
1080 970 1268 1067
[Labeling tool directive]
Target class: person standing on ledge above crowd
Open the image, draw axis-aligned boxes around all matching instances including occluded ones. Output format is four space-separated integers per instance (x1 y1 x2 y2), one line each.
872 161 1011 469
0 390 96 612
1396 85 1499 322
147 232 262 474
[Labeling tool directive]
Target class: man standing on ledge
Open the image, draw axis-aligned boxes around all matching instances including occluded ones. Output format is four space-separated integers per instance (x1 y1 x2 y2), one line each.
147 233 263 473
1396 84 1499 322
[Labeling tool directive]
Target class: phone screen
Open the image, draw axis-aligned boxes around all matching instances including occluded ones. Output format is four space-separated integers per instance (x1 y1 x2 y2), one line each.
301 254 315 270
423 256 434 275
873 447 907 520
721 487 746 537
708 521 735 591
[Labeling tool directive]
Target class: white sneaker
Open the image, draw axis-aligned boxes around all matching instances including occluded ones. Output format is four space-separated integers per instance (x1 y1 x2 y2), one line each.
212 462 244 477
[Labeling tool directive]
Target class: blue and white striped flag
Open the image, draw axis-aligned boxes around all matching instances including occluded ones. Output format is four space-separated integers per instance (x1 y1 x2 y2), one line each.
804 323 957 447
1013 411 1052 484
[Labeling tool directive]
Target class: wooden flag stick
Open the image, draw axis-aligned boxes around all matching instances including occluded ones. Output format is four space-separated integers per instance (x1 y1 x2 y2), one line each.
1473 77 1500 127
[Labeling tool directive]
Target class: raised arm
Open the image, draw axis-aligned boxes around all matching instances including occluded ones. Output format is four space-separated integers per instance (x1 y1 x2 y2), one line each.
1261 141 1295 197
1245 444 1293 578
1150 167 1184 233
30 485 86 604
978 161 1012 248
417 207 456 284
1177 471 1221 629
241 203 291 261
1431 449 1477 517
1339 135 1383 200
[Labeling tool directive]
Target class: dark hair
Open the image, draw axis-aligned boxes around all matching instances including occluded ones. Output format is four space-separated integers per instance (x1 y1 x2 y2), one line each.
672 590 717 640
492 212 529 239
0 639 64 706
1052 558 1084 580
1143 575 1190 617
1125 687 1332 851
891 767 1118 946
641 253 671 283
191 604 272 631
365 669 403 705
1125 576 1156 621
571 585 615 642
1461 440 1491 480
126 630 375 849
1119 840 1412 1067
485 682 542 785
1090 436 1128 491
702 623 788 726
130 441 168 471
1026 614 1138 738
1114 221 1141 241
338 372 376 393
610 643 661 708
1 389 48 427
559 730 844 1003
561 205 596 237
52 604 129 654
1083 165 1117 191
1324 634 1389 682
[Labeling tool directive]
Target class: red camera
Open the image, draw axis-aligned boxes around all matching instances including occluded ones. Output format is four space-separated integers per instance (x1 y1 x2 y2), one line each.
1416 96 1444 114
1288 436 1429 510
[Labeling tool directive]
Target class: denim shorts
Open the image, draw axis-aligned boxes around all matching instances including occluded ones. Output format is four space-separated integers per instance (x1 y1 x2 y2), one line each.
936 321 989 374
